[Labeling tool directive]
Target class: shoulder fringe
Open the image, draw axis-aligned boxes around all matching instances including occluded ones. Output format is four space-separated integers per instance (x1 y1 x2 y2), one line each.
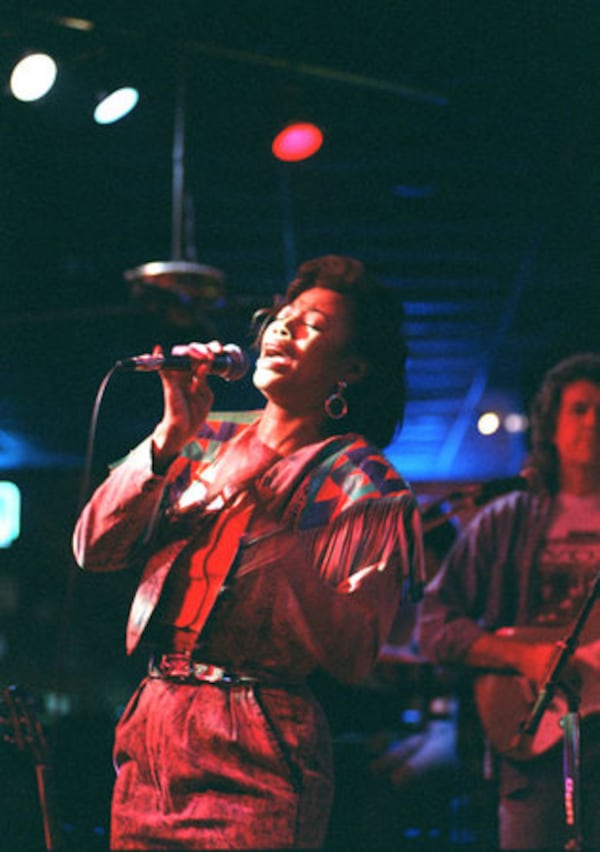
305 493 425 602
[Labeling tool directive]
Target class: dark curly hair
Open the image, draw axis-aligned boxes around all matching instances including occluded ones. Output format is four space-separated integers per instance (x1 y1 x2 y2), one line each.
529 352 600 493
252 255 407 448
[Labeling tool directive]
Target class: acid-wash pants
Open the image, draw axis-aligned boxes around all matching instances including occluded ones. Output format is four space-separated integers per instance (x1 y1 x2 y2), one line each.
110 676 334 850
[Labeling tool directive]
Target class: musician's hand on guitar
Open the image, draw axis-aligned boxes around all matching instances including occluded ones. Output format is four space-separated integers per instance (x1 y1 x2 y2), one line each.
466 629 562 689
514 641 565 690
473 627 598 760
518 642 587 700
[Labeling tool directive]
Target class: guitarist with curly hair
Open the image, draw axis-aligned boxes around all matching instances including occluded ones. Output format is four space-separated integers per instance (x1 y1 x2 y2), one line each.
418 352 600 850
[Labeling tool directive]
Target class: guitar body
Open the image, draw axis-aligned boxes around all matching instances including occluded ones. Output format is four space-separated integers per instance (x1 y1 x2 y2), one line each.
475 670 571 759
474 622 600 761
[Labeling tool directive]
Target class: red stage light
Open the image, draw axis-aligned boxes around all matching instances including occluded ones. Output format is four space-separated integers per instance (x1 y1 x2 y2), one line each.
272 122 324 162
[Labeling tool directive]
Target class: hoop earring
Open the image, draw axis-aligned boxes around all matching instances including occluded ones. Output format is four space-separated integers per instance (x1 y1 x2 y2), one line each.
324 381 348 420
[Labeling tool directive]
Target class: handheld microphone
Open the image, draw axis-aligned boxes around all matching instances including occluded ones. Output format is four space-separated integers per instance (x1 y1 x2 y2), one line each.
115 344 249 382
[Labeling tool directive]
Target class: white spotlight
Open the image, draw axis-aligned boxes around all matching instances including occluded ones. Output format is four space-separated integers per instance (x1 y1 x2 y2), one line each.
94 87 139 125
10 53 58 102
477 411 501 436
504 413 528 433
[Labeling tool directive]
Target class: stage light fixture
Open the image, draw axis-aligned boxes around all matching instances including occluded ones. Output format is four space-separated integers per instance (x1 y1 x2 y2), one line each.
477 411 501 436
93 86 140 124
0 481 20 548
504 413 528 433
272 121 324 162
124 63 226 327
9 52 58 102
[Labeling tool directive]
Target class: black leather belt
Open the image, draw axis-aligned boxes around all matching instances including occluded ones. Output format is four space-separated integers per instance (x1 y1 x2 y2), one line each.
148 653 258 685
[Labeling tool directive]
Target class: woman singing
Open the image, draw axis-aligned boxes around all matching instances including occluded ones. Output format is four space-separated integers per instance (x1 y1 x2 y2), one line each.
73 254 424 850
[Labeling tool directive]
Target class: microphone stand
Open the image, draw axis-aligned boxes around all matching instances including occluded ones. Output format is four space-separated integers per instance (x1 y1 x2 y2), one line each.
518 572 600 851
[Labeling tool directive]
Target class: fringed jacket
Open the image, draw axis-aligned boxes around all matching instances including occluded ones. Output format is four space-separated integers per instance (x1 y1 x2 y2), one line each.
73 412 425 685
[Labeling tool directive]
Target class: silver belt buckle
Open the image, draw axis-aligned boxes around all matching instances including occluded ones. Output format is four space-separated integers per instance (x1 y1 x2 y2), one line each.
192 662 227 682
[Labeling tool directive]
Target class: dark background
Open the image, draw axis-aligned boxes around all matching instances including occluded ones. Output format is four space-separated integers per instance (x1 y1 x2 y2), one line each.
0 1 597 846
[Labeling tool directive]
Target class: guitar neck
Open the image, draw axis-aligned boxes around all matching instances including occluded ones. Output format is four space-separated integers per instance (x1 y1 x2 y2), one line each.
34 763 64 851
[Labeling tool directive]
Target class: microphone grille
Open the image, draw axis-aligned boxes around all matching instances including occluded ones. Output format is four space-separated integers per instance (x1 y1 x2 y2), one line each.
220 344 250 381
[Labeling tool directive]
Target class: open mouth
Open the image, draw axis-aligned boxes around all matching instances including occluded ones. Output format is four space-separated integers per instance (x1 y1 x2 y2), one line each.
262 343 293 359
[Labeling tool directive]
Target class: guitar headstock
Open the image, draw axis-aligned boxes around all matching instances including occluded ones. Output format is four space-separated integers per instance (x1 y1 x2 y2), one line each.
1 684 50 766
